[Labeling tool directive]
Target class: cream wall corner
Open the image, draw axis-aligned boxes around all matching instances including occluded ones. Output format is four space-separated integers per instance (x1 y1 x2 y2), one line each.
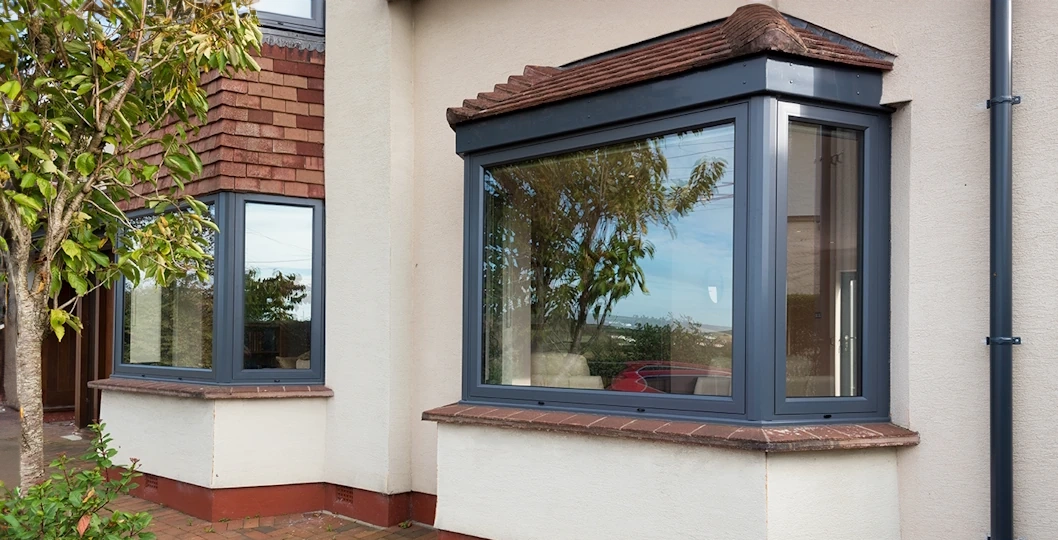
322 0 416 495
765 450 901 540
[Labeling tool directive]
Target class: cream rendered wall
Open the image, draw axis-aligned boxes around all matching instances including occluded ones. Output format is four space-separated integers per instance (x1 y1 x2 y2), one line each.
773 1 1058 538
766 450 900 540
101 393 328 489
102 392 216 488
211 399 327 488
322 0 416 495
435 424 768 540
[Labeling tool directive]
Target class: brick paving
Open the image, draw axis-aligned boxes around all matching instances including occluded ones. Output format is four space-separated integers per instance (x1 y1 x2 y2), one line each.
113 495 437 539
0 407 437 539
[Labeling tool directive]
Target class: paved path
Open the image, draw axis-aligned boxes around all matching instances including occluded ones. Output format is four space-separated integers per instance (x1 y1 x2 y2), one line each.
0 407 90 489
0 408 438 539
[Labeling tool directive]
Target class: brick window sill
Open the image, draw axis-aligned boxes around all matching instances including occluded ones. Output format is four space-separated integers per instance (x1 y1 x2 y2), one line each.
423 403 919 452
88 378 333 400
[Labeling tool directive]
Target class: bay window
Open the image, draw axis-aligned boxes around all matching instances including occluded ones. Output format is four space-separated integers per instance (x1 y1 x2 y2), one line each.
114 193 324 384
458 88 890 425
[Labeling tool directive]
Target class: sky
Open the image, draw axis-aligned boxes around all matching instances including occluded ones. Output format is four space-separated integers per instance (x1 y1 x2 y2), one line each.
605 124 736 329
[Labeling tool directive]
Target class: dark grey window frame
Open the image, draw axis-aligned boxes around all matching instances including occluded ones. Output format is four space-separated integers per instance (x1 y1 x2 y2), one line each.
231 193 325 384
455 54 892 425
465 104 750 421
112 192 325 385
256 0 325 35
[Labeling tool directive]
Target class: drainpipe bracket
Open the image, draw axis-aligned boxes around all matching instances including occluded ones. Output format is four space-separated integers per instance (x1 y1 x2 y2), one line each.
986 336 1022 345
986 95 1022 108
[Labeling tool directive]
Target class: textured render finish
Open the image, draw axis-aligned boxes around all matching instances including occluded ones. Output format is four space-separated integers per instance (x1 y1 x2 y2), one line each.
435 424 768 540
322 0 415 495
775 1 1058 538
100 393 329 489
766 450 901 540
101 392 216 488
211 399 327 489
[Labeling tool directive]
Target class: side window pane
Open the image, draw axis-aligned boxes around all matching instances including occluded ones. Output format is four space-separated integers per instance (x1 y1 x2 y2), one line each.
242 203 314 370
122 208 215 370
482 124 736 396
785 122 863 397
253 0 312 19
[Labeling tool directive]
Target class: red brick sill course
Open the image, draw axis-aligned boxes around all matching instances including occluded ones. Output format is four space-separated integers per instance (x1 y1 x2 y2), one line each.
88 377 333 400
423 403 919 452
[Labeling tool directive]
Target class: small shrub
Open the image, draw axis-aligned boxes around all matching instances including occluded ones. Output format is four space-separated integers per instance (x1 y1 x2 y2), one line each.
0 424 154 539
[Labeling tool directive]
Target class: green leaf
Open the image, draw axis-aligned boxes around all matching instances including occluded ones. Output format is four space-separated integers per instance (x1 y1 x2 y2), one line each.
66 272 89 295
50 309 68 341
61 239 81 258
0 80 20 100
10 192 42 211
75 153 97 176
86 250 110 266
25 146 47 161
36 175 56 200
0 153 18 172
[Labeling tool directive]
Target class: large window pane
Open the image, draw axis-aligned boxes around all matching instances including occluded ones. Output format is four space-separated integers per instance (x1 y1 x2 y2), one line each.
785 122 862 397
242 203 314 370
253 0 312 19
122 209 215 370
482 124 735 396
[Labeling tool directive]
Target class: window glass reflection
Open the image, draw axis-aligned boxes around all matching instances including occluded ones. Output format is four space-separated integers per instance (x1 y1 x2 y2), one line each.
123 208 215 370
785 121 862 397
242 203 314 370
482 124 735 396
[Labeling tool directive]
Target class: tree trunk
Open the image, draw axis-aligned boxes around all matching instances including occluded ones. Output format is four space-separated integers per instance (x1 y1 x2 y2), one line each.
9 263 48 490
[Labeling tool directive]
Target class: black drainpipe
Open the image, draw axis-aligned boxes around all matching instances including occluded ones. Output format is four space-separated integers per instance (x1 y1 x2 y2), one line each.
988 0 1019 539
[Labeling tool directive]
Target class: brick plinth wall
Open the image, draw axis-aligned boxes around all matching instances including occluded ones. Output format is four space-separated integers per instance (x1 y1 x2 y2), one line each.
115 469 437 527
127 43 324 203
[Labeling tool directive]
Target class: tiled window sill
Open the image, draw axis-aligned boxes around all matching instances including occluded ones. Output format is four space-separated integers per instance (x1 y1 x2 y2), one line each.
87 378 333 400
423 403 919 452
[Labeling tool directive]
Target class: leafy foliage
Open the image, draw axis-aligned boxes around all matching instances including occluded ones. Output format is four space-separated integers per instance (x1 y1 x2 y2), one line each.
0 0 261 486
0 425 154 539
0 0 260 336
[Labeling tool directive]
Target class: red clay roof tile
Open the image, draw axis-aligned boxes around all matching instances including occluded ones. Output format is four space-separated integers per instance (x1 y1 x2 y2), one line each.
447 4 892 126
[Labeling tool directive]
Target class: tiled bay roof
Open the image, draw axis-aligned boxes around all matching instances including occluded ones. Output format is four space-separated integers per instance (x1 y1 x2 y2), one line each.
447 4 892 126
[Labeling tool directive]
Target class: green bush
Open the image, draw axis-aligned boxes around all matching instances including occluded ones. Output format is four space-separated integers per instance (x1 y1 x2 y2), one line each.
0 424 154 540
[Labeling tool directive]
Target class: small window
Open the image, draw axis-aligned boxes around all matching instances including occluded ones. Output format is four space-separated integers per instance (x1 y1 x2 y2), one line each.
253 0 324 35
114 194 324 385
